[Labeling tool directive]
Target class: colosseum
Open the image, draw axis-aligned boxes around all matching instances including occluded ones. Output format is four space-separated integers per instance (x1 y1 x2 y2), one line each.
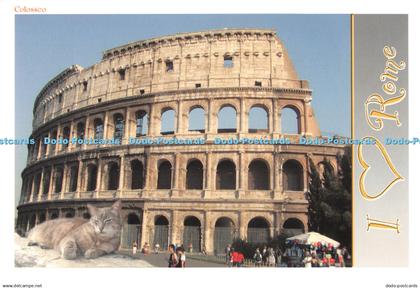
16 28 346 255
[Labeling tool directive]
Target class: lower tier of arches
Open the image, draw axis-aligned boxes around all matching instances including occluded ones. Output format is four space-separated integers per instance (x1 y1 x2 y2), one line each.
16 199 307 255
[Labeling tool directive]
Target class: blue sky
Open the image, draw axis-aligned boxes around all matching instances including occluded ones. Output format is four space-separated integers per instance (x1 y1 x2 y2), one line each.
15 14 350 205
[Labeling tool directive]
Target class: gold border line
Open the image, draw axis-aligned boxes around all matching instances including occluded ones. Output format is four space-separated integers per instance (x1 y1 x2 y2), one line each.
351 13 355 267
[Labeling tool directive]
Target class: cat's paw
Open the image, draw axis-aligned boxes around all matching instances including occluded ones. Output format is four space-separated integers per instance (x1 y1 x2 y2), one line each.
84 248 100 259
62 241 77 260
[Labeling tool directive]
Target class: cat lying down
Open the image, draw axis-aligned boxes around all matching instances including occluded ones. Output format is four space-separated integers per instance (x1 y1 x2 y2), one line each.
27 200 122 260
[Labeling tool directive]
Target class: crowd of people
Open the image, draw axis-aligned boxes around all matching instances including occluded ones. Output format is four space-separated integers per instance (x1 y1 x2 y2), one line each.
131 240 350 268
297 242 350 267
224 242 350 268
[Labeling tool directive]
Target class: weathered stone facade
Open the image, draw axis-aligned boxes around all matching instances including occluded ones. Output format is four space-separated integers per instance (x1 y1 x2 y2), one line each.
17 28 345 254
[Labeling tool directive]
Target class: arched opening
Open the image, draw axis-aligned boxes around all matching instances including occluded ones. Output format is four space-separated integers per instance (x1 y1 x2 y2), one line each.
82 212 91 219
113 113 124 142
157 161 172 189
69 165 79 192
62 126 70 150
281 106 300 134
188 107 205 133
131 160 144 189
283 160 304 191
76 122 85 146
86 164 97 192
183 216 201 252
186 160 203 190
93 118 104 140
65 210 75 218
248 160 270 190
216 160 236 190
29 215 36 230
217 106 237 133
154 215 169 251
50 212 59 220
283 218 305 236
247 217 270 244
248 106 268 133
107 162 119 191
42 168 51 195
38 213 46 224
33 173 41 198
54 167 63 193
121 213 142 249
161 109 175 135
214 217 235 255
135 110 148 137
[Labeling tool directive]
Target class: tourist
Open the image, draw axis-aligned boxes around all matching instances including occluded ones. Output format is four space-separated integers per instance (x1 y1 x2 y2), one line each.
267 248 276 267
132 241 138 255
168 244 178 267
303 252 312 268
262 246 268 265
154 243 160 254
253 248 263 267
142 242 150 254
225 244 232 266
176 246 186 267
236 251 245 267
228 247 234 267
232 249 244 267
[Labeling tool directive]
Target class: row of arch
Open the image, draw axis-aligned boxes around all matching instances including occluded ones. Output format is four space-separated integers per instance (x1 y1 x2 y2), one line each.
31 104 302 160
125 213 305 254
24 158 305 201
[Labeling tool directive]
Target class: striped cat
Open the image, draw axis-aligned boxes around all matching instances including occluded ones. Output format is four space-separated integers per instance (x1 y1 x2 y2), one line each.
27 200 122 260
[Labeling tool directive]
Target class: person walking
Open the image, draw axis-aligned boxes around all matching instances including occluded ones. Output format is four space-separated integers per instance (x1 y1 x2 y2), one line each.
225 244 232 267
268 248 276 267
132 241 138 256
253 248 263 267
303 252 312 268
176 246 186 267
168 244 178 268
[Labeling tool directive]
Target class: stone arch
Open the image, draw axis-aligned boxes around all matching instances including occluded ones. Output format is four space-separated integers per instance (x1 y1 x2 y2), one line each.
281 105 301 134
38 212 46 224
107 161 120 191
130 159 144 189
161 107 176 135
153 215 169 251
248 105 269 133
68 164 79 193
283 159 304 191
86 163 98 192
248 159 270 190
93 118 104 139
157 160 172 189
188 106 206 133
29 214 36 230
186 159 203 190
283 218 305 236
113 113 125 141
214 217 235 255
64 209 75 218
121 212 142 249
183 216 202 252
247 217 270 244
135 110 148 137
54 166 64 194
216 159 236 190
75 121 85 146
217 105 237 133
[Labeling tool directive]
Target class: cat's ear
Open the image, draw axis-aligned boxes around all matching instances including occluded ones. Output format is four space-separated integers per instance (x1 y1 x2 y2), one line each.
112 200 122 212
87 204 99 216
